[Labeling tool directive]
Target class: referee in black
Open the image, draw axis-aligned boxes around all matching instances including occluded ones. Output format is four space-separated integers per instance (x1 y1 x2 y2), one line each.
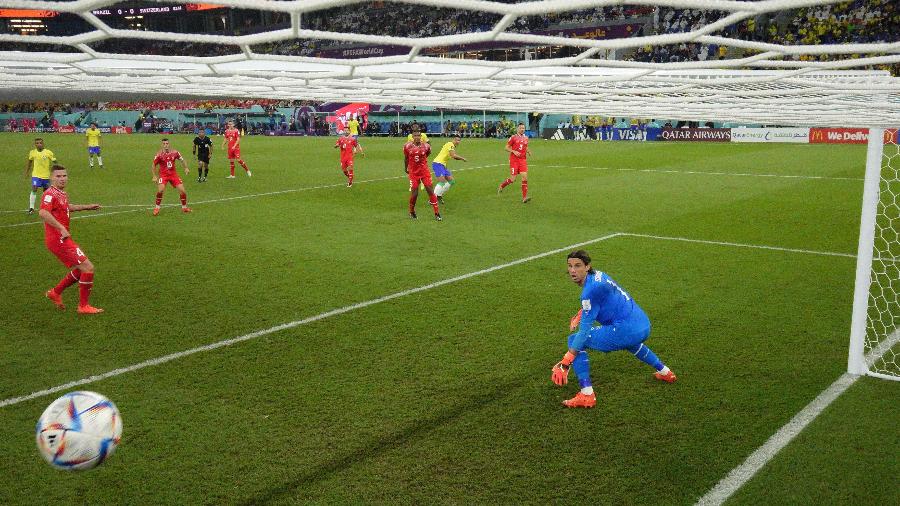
192 129 213 182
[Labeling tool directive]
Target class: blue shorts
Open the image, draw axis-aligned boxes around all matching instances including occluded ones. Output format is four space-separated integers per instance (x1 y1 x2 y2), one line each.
432 162 451 178
31 177 50 189
351 134 359 140
88 146 101 155
569 306 651 353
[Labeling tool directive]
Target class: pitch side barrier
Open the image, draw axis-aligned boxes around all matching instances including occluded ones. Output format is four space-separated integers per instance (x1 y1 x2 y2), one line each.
542 127 900 144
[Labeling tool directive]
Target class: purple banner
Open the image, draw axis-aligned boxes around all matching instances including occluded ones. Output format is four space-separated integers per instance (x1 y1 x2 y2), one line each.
658 128 732 142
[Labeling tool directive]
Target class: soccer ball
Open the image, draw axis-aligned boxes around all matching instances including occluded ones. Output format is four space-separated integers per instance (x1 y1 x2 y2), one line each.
35 391 122 470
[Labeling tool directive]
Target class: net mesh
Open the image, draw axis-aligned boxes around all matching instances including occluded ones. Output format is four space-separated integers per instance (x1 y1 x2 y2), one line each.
866 133 900 379
0 0 898 125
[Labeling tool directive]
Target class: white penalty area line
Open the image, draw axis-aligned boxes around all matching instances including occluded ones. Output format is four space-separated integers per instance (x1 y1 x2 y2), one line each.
619 233 856 259
0 163 506 229
696 329 900 506
543 165 863 182
0 232 622 409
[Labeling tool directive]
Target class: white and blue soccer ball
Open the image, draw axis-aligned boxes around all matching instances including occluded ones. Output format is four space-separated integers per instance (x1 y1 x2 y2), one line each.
35 391 122 470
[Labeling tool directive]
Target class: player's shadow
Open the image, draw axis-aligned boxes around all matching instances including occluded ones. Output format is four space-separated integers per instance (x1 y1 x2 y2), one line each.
238 374 529 505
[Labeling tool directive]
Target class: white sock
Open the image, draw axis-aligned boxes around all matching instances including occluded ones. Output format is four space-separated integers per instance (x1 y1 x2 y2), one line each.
29 191 36 209
434 183 446 196
580 386 594 395
443 181 453 194
658 366 670 375
89 158 93 167
98 156 103 166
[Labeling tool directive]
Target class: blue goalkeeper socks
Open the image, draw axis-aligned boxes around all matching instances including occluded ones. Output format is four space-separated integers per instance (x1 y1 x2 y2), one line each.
567 333 592 387
627 343 664 371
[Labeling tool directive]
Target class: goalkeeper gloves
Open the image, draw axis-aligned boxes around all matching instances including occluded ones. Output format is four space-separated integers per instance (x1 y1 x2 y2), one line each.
551 351 577 386
569 309 583 331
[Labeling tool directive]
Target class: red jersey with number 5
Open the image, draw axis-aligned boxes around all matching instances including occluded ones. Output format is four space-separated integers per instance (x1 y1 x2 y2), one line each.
507 134 529 160
336 137 358 161
404 142 431 174
224 128 241 149
153 151 183 177
40 186 70 244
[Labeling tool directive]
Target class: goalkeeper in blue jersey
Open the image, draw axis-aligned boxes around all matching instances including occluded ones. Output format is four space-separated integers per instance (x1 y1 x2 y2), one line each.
552 250 677 408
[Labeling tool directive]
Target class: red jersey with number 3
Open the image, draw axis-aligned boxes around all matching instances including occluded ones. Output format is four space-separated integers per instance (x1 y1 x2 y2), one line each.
40 186 70 244
224 128 241 149
153 150 183 177
404 142 431 174
336 137 358 161
507 134 529 160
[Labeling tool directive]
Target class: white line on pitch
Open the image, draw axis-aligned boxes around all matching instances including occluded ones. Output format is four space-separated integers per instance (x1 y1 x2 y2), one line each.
695 330 898 506
620 233 857 258
0 232 622 409
543 165 863 182
0 163 506 229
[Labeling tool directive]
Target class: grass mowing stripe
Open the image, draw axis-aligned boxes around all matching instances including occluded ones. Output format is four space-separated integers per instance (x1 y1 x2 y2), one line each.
543 165 864 181
0 231 622 409
0 163 505 229
696 329 900 506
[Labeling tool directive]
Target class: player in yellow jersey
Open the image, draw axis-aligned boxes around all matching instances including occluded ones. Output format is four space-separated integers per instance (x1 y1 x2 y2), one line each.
431 134 467 204
85 123 103 168
406 131 429 144
347 116 360 140
25 138 57 214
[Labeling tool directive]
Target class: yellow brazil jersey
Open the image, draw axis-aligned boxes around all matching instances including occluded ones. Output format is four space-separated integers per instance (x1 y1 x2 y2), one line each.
29 148 57 179
347 119 359 135
85 128 102 147
433 141 455 166
406 132 429 143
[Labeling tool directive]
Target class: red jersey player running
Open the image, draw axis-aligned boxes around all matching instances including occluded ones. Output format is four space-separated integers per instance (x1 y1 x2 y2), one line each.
334 130 364 187
222 120 251 178
498 123 532 203
151 138 192 216
404 131 442 221
40 165 104 314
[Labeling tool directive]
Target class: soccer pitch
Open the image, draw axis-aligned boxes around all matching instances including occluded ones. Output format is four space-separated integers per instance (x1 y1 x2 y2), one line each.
0 133 896 504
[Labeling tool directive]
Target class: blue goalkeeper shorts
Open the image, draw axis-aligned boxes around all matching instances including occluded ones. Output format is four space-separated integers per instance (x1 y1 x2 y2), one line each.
432 162 451 178
568 306 651 353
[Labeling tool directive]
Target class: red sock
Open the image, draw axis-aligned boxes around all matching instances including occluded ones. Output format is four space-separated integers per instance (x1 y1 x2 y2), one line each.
429 194 439 214
78 272 94 307
342 169 349 177
230 161 235 176
155 192 163 206
500 178 514 189
409 194 417 213
239 160 249 171
522 181 528 199
348 170 354 184
53 269 80 294
180 192 187 206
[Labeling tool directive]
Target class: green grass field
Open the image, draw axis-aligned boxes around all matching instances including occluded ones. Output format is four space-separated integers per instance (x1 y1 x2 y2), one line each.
0 133 897 505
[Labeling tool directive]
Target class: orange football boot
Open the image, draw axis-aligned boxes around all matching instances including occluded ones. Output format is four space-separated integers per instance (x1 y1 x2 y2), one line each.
654 369 677 383
182 207 192 213
77 305 104 314
562 392 596 409
45 290 65 310
152 207 160 216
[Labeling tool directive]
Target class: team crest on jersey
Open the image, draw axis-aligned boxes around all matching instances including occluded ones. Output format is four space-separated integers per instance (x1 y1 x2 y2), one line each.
581 299 591 311
43 194 53 203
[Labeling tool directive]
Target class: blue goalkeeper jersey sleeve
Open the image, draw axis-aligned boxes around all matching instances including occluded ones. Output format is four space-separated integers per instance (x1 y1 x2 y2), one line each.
570 271 640 351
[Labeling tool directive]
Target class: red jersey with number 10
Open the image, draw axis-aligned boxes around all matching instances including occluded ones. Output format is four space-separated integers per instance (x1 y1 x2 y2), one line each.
507 134 529 160
40 186 70 244
153 150 183 177
336 137 358 161
404 142 431 174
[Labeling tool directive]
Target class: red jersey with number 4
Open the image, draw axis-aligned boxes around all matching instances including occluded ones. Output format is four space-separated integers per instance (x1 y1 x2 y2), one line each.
153 151 183 177
224 128 241 149
507 134 529 160
40 186 70 244
336 137 358 161
404 142 431 174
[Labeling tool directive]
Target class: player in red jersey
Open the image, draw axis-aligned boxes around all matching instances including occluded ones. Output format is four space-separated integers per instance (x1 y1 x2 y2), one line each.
151 138 191 216
334 130 364 187
222 120 251 178
404 131 441 221
39 165 104 314
498 123 532 203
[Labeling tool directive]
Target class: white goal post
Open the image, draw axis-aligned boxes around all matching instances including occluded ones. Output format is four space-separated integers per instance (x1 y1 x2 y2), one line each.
848 129 900 381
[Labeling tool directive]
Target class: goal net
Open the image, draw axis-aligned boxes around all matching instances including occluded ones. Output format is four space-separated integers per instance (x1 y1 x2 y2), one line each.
849 130 900 381
0 0 898 126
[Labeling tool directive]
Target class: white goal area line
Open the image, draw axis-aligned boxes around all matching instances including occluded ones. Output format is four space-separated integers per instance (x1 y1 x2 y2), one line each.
1 232 859 410
696 329 899 506
0 163 506 229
